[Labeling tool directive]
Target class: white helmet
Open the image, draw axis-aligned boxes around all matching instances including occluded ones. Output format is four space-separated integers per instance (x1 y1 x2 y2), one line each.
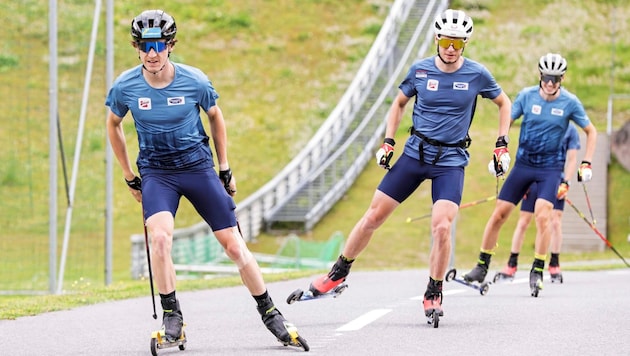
434 9 473 39
538 53 567 75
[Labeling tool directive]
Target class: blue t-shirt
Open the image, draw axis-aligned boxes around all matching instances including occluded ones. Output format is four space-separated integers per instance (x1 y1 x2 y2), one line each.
105 62 218 170
399 57 503 166
512 86 591 169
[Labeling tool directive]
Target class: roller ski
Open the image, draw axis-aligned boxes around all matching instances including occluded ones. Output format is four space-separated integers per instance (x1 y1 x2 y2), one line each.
446 267 490 296
529 270 544 297
150 309 186 356
423 279 443 328
288 255 352 304
549 266 563 283
258 301 309 351
493 265 517 283
286 281 348 304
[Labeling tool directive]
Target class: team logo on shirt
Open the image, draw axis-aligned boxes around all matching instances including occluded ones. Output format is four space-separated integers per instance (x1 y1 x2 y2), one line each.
453 82 469 90
427 79 439 91
531 104 541 115
415 70 427 78
138 98 151 110
168 97 185 106
551 108 564 116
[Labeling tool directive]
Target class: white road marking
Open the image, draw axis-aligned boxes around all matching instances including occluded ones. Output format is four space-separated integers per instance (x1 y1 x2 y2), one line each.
410 289 466 300
336 309 392 331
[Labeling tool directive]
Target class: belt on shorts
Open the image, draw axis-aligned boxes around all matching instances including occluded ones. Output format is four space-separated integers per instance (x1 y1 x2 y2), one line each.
409 127 471 165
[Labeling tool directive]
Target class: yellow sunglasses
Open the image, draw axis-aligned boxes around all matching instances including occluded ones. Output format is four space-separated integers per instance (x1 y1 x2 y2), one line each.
437 38 466 50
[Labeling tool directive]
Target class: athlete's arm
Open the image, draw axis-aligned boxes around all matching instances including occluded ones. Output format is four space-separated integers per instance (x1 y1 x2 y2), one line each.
384 90 411 139
206 104 229 170
581 122 597 164
106 110 137 182
491 91 512 137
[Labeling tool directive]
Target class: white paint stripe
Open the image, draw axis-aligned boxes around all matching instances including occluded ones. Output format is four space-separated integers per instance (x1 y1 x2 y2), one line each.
336 309 392 331
410 289 466 300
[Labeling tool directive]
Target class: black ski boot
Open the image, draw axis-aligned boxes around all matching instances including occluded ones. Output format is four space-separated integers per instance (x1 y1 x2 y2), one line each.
162 300 183 342
257 300 292 343
463 265 488 283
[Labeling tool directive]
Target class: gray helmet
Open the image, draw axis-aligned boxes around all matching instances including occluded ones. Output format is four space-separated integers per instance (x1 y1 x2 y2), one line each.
538 53 567 76
434 9 473 39
131 9 177 42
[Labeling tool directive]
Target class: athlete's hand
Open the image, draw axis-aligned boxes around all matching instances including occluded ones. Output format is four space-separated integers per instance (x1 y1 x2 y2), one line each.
577 161 592 183
375 138 395 169
219 169 237 196
125 176 142 202
556 179 570 200
492 147 510 177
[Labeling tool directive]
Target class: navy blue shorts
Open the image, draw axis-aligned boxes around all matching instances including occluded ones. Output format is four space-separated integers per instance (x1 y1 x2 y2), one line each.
520 182 565 213
140 161 237 231
377 153 465 205
499 163 562 209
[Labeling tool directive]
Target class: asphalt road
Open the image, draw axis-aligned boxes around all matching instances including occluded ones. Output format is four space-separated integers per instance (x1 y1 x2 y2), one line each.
1 268 629 355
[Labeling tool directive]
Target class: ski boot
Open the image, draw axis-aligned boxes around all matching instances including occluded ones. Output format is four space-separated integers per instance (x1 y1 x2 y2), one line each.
463 265 488 283
258 301 309 351
423 292 443 328
529 270 544 297
150 303 186 356
549 266 563 284
493 264 517 282
309 255 353 296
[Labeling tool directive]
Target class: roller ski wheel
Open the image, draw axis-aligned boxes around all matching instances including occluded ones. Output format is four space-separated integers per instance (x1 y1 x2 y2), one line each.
150 324 187 356
426 309 440 328
549 266 563 284
529 273 544 298
286 283 348 304
550 274 563 284
445 268 490 296
279 322 310 352
493 272 515 283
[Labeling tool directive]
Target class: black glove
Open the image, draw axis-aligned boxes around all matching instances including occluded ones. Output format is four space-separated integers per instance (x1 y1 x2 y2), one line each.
219 169 235 194
125 176 142 191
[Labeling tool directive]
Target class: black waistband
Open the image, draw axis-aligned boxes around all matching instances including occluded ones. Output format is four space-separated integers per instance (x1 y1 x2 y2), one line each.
410 127 469 148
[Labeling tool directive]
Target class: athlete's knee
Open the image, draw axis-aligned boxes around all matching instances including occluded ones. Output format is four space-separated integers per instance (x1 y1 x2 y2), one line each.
224 232 254 269
150 230 173 258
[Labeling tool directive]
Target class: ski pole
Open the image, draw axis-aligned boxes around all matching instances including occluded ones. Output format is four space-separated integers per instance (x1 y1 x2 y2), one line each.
566 198 630 268
581 183 596 225
141 206 158 319
406 195 497 223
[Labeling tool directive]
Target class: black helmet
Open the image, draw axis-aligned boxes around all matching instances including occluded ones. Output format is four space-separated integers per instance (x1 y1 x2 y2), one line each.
131 9 177 42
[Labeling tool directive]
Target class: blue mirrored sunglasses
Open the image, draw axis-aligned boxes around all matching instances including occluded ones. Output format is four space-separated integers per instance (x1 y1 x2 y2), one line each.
138 41 167 53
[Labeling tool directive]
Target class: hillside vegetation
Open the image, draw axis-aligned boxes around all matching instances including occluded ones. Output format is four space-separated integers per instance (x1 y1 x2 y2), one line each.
0 0 629 302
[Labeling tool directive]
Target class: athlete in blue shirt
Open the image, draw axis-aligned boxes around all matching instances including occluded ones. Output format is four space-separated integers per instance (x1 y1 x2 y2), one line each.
495 123 580 283
305 9 512 321
463 53 597 297
106 9 305 347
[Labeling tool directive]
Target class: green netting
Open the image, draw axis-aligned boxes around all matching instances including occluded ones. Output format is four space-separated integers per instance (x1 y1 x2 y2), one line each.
270 232 345 269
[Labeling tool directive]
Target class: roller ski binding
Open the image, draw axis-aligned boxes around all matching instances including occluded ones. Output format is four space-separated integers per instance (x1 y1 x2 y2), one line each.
446 267 490 296
150 310 186 356
529 270 544 297
493 265 517 283
549 266 563 284
258 302 309 351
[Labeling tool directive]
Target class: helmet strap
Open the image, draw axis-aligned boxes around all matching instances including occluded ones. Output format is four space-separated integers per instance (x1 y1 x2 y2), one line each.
539 81 561 96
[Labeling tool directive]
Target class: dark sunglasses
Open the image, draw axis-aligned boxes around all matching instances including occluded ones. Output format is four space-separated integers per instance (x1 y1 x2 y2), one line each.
138 41 168 53
541 74 562 84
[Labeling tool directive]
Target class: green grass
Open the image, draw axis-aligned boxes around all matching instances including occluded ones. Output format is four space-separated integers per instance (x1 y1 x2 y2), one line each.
2 0 630 319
